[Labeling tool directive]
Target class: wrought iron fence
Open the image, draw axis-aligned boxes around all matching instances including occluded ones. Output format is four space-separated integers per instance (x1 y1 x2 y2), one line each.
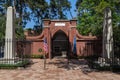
114 43 120 58
83 41 120 58
82 41 102 57
84 41 120 71
0 39 30 69
0 40 4 58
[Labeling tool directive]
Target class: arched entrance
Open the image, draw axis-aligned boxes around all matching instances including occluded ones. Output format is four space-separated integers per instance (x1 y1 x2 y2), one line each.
51 30 69 58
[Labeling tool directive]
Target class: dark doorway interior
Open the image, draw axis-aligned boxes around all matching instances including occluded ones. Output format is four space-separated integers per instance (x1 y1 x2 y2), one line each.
52 30 69 58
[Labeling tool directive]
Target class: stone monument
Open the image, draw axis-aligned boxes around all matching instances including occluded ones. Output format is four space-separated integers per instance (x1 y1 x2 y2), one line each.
4 6 16 61
102 7 114 59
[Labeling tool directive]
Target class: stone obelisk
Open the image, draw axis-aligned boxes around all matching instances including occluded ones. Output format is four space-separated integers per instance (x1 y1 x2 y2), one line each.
102 7 114 59
4 6 15 60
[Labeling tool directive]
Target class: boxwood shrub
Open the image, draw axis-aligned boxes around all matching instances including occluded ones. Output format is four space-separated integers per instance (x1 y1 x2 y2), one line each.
0 59 30 69
23 54 44 59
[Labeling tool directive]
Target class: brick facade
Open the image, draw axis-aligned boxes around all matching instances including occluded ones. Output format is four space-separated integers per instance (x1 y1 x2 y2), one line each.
25 19 102 58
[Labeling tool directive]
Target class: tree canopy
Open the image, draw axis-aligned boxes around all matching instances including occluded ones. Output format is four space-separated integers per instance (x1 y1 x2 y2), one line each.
76 0 120 36
0 0 71 38
0 14 5 39
0 0 120 40
49 0 71 19
0 0 27 39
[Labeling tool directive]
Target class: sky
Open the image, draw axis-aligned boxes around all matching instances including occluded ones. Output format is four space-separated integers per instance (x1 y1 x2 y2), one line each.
25 0 77 28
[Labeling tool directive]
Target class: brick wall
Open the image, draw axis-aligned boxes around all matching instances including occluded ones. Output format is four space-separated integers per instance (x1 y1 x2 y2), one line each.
24 19 102 58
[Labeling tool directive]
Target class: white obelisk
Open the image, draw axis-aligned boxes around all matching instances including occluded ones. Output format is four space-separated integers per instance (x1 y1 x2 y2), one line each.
4 6 15 60
103 7 114 59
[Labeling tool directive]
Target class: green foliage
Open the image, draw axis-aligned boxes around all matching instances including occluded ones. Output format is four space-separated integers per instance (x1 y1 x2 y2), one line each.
26 0 71 35
25 0 49 35
77 55 99 59
0 14 6 39
0 60 30 69
113 26 120 44
76 0 120 36
16 26 25 39
0 0 28 39
49 0 71 19
38 48 43 53
24 54 44 59
33 25 43 36
76 0 102 36
0 0 72 37
94 0 110 14
0 13 25 39
31 54 44 59
27 0 49 21
113 25 120 57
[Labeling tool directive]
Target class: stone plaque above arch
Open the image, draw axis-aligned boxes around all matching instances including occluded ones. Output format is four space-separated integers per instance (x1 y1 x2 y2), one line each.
55 22 65 26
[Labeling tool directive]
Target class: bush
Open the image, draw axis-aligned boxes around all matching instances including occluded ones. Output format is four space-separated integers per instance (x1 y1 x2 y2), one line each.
31 54 43 59
0 59 30 69
77 56 86 59
77 55 99 59
23 54 44 59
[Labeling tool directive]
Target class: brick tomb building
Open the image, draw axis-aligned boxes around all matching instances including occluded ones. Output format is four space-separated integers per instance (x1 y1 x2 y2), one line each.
24 19 102 58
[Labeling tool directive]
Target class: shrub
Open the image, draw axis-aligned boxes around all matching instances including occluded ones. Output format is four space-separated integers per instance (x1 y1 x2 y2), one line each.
0 59 30 69
31 54 44 59
23 54 44 59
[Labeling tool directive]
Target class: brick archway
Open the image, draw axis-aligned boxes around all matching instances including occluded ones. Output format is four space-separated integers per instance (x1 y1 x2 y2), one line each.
51 30 69 58
25 19 99 59
51 28 69 38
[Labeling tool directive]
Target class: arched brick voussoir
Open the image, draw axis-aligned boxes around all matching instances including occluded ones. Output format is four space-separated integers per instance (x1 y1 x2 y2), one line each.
51 28 69 38
76 30 97 40
26 31 44 40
